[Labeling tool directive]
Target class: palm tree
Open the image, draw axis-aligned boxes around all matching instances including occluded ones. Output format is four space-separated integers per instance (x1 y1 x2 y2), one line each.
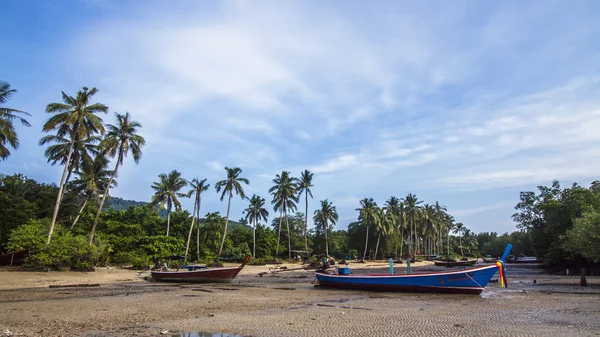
434 201 448 255
70 154 115 229
313 199 338 258
384 196 403 258
357 198 379 261
243 194 269 258
269 171 299 260
454 222 465 256
402 193 423 258
89 112 145 246
215 167 249 259
373 206 395 260
184 178 210 263
298 170 313 259
42 87 108 246
0 82 31 160
151 170 188 237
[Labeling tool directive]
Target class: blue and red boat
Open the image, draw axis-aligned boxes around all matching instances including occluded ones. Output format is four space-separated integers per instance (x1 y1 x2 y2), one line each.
314 245 511 295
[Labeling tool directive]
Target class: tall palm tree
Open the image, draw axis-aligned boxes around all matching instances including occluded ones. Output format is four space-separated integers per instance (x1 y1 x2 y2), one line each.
269 171 299 260
454 222 465 256
313 199 338 258
0 82 31 160
184 178 210 263
42 87 108 246
357 198 379 261
89 112 145 246
151 170 188 237
243 194 269 258
70 153 115 229
402 193 422 258
298 170 313 259
374 206 395 260
40 133 101 207
434 201 448 255
215 167 249 259
384 196 403 257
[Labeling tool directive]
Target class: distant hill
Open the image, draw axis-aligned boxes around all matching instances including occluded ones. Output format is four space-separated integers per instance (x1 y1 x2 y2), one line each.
104 196 167 217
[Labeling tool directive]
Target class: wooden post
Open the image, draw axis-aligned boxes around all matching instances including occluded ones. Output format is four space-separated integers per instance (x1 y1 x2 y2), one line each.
10 253 14 266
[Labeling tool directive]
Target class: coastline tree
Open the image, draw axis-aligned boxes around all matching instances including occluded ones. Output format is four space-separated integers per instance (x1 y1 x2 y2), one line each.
402 193 422 257
0 82 31 160
42 87 108 246
269 171 299 260
373 206 394 260
151 170 188 237
184 178 210 263
215 167 249 260
89 112 145 246
313 199 338 258
384 196 404 257
454 222 464 256
357 198 378 261
298 170 314 259
243 194 269 258
70 153 115 229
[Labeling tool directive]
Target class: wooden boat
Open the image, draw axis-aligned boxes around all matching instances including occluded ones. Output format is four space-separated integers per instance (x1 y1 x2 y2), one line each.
482 257 498 263
151 255 251 283
314 245 512 295
434 259 477 267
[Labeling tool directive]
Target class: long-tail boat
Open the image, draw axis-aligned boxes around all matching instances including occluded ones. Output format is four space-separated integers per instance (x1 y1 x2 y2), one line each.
314 245 511 295
151 255 251 283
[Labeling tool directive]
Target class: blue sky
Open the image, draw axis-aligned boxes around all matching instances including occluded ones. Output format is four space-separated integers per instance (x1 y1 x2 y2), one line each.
2 0 600 234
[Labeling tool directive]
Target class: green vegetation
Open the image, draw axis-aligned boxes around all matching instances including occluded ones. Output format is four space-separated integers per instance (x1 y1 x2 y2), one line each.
0 82 31 160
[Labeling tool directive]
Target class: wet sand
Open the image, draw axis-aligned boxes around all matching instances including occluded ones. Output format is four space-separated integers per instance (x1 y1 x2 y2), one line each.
1 262 599 336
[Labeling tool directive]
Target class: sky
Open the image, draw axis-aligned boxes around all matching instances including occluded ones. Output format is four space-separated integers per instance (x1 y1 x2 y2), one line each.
2 0 600 234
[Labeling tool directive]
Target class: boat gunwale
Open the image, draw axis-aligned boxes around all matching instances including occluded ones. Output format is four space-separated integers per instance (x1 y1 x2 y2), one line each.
316 264 498 279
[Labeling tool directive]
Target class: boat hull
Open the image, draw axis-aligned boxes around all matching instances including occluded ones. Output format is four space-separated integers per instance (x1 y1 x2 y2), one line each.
151 266 243 283
315 264 499 295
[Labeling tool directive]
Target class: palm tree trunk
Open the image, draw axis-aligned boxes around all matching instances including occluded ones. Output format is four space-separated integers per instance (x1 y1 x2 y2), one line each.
166 200 172 237
374 232 381 260
304 192 309 260
400 225 404 257
362 224 369 261
275 210 283 260
285 207 291 260
184 192 198 264
324 219 329 258
196 195 202 261
459 231 463 256
46 138 76 247
216 192 232 259
70 196 89 229
89 159 120 246
253 215 257 258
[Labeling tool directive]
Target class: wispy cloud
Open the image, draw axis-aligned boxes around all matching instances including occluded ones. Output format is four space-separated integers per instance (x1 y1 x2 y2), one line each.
5 0 599 233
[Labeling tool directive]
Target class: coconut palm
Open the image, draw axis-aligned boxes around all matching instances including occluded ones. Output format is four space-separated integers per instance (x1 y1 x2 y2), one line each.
298 170 313 259
402 193 423 257
40 133 101 204
454 222 465 256
269 171 299 260
373 206 395 260
357 198 379 261
384 196 404 257
243 194 269 258
42 87 108 246
89 112 145 246
313 199 338 258
215 167 249 259
70 154 115 229
184 178 210 263
0 82 31 160
151 170 188 237
434 201 448 255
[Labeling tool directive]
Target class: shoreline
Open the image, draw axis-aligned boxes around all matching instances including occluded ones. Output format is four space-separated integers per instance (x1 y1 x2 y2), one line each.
1 263 599 336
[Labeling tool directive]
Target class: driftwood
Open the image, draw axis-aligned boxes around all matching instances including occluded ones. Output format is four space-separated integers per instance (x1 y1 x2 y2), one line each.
191 288 214 293
49 284 100 289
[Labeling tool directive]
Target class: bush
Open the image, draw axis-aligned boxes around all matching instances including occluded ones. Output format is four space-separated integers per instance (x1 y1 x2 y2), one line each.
139 235 185 261
112 250 150 269
8 218 109 269
223 242 251 261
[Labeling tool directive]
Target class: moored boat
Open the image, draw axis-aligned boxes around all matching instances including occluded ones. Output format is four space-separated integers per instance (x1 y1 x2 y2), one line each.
314 245 512 295
434 259 477 267
151 255 251 283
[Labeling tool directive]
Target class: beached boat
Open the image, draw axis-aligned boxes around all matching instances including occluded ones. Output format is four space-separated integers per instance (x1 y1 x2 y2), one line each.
151 255 251 283
433 259 477 267
314 245 512 295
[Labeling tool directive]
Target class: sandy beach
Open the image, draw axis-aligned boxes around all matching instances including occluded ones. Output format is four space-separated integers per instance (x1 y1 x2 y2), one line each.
1 262 599 337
